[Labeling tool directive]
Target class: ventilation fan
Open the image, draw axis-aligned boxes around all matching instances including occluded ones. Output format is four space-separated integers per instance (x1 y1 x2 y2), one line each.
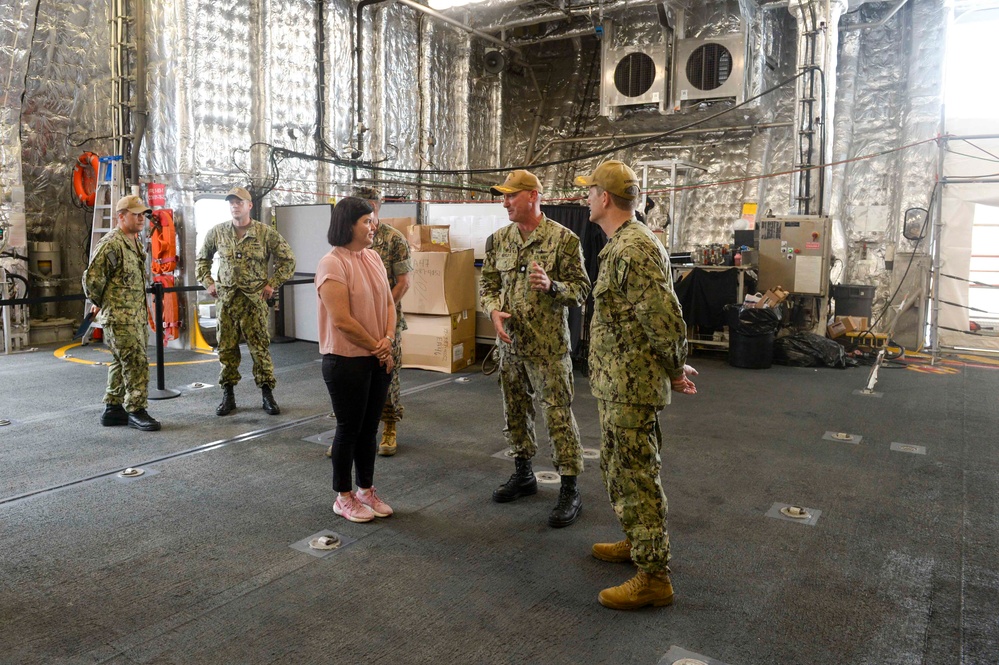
672 33 746 109
599 18 671 117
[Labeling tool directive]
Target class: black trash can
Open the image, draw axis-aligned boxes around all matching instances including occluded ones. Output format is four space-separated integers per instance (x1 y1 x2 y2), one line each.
724 305 781 369
832 284 874 319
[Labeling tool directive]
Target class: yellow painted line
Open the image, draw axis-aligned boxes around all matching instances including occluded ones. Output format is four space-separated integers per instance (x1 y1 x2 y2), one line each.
954 353 999 367
54 342 217 366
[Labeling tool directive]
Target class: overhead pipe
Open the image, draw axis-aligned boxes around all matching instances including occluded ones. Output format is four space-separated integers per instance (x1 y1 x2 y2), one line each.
508 25 597 47
356 0 389 160
530 122 794 162
476 0 663 33
130 0 147 186
394 0 520 53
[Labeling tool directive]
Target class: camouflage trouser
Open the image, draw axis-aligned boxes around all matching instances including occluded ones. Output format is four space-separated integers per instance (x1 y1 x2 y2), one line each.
381 327 404 422
597 399 670 575
103 318 149 412
216 289 275 388
499 351 583 476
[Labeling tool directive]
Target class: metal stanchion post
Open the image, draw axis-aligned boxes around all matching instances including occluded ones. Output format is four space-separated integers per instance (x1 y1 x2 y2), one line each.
148 281 180 400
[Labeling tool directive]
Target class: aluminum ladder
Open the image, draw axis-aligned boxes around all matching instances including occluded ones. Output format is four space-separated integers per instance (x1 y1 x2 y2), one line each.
81 155 123 345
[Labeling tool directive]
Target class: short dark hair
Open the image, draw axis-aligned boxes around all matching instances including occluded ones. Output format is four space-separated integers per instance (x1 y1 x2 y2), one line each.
599 187 638 212
328 197 374 247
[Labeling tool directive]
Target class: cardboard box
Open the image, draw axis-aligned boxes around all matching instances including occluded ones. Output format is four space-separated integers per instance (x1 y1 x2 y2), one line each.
472 265 495 340
476 311 496 340
407 225 451 252
381 217 416 236
835 315 869 333
402 311 476 373
402 248 476 315
827 320 847 339
754 286 789 309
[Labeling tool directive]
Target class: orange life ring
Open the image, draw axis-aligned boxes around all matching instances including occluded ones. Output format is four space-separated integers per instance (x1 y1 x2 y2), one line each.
72 152 100 206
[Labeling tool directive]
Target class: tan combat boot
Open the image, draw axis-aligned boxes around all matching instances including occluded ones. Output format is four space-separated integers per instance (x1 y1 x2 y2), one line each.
592 539 632 563
378 421 397 456
598 570 674 610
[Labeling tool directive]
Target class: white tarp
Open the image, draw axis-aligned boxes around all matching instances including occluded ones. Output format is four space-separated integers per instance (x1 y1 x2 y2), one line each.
938 118 999 350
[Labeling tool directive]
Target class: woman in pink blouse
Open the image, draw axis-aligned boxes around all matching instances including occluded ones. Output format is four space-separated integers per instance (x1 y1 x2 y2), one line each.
316 197 397 523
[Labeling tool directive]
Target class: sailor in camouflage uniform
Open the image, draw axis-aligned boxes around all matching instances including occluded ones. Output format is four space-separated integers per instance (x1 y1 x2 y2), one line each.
576 161 698 610
82 194 161 431
196 186 296 417
480 170 591 528
354 186 412 456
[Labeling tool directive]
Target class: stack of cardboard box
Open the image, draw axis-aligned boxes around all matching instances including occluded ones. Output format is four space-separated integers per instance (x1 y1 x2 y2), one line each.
827 315 870 339
400 226 477 373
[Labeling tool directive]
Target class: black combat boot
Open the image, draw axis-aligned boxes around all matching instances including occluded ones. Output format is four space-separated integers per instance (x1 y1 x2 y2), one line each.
492 457 538 503
548 475 582 528
101 404 129 427
261 386 280 415
216 385 236 416
127 409 161 432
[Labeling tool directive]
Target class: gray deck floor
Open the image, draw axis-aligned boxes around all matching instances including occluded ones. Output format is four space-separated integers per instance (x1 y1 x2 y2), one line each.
1 340 997 664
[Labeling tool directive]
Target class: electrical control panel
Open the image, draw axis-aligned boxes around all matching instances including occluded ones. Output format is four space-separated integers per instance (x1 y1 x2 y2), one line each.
756 216 832 296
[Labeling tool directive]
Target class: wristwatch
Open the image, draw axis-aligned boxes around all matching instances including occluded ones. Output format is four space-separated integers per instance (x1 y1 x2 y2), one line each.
547 281 561 297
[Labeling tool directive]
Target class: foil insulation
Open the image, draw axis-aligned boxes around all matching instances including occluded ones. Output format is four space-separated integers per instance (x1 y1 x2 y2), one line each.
831 0 945 314
0 0 38 254
496 1 799 250
18 1 112 317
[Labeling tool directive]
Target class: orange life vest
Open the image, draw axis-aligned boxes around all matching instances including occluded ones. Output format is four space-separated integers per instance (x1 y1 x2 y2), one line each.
147 209 180 343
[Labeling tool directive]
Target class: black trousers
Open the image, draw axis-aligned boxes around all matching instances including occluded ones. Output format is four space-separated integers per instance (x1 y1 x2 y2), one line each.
322 354 392 493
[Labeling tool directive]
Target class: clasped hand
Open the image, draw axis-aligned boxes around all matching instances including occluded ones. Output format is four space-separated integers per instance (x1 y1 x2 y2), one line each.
670 364 698 395
372 337 394 372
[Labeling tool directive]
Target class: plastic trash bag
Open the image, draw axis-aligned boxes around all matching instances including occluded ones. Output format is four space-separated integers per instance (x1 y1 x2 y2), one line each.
723 304 782 337
773 331 856 368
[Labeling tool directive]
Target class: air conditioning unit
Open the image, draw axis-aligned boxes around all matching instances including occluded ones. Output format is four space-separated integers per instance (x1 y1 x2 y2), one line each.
599 19 671 118
673 33 747 109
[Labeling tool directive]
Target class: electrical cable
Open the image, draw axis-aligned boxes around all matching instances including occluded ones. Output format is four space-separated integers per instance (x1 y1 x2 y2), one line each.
936 271 997 288
1 250 28 262
944 148 999 163
481 344 499 375
957 138 999 162
847 186 936 355
4 271 29 299
934 298 999 317
268 69 813 177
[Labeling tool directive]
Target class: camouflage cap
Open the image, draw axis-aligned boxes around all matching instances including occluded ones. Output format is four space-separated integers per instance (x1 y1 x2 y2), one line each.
116 194 151 214
574 161 641 201
351 185 383 203
490 170 543 196
225 186 252 202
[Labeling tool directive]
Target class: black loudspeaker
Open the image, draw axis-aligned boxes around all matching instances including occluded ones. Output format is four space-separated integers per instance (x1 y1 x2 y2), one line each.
483 50 506 75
